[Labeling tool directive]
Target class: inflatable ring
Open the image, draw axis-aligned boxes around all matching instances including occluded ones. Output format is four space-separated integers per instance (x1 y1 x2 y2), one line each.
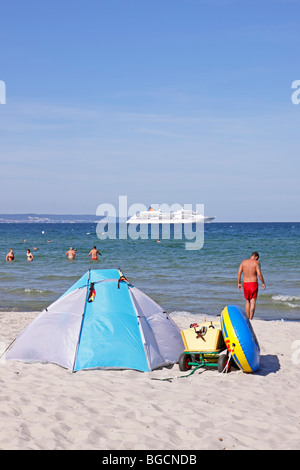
221 305 260 373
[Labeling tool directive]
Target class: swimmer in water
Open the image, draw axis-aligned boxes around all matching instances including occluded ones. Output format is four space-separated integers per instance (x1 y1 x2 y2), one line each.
6 248 14 262
88 246 102 260
26 249 33 261
65 247 76 260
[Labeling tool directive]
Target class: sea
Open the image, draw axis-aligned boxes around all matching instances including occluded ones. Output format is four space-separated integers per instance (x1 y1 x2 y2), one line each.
0 221 299 322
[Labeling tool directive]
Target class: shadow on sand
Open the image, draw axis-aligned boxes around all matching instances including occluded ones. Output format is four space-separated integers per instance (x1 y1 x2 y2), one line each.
255 354 280 376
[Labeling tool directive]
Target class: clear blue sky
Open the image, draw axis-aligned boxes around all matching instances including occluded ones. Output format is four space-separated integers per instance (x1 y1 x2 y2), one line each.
1 0 300 221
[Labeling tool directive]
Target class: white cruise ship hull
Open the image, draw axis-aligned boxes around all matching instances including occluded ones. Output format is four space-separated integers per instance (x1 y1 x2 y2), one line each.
126 216 215 224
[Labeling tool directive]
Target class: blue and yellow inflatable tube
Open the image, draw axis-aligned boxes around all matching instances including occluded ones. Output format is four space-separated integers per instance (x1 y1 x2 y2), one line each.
221 305 260 373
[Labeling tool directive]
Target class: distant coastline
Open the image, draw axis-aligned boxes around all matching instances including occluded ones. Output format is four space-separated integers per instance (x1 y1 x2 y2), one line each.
0 215 298 224
0 214 102 223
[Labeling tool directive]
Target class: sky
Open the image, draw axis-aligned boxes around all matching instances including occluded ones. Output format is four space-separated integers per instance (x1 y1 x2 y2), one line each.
0 0 300 221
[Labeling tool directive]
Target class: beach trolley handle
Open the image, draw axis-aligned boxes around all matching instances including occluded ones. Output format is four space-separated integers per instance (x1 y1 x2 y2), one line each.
178 350 232 374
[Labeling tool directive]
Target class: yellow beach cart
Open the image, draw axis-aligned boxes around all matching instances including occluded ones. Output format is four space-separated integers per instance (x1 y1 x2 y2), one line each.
179 320 231 373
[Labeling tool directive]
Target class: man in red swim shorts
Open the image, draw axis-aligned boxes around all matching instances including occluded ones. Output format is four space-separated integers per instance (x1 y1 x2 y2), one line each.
88 246 102 261
237 252 266 320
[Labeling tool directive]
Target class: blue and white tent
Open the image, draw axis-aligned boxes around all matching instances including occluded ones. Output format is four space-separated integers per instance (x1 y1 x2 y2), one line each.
6 269 184 372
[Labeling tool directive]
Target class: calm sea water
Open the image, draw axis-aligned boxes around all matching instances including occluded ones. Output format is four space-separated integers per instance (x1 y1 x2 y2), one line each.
0 222 299 321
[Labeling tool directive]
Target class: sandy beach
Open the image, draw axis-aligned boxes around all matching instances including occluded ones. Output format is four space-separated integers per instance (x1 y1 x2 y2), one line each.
0 311 300 450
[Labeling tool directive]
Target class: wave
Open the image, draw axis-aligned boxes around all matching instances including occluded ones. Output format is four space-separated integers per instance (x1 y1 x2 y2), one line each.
272 295 300 309
0 273 14 280
38 274 77 281
24 288 47 294
9 288 56 297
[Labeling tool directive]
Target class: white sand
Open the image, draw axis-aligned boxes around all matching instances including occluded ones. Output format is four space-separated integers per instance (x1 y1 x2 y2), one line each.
0 311 300 450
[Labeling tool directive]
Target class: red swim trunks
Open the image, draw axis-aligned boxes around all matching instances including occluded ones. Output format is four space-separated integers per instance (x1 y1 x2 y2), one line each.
243 282 258 301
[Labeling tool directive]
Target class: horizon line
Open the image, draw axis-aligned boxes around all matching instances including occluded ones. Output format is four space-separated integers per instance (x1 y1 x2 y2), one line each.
0 213 299 224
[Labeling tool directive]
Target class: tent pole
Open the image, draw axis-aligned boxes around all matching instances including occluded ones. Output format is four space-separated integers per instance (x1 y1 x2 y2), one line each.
0 337 17 361
71 269 91 373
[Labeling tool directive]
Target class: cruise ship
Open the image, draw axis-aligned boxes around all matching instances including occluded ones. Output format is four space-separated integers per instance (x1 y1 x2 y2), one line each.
126 208 215 224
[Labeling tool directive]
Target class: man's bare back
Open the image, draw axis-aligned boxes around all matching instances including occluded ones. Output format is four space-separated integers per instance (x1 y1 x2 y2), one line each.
66 248 76 260
88 246 101 260
239 258 261 283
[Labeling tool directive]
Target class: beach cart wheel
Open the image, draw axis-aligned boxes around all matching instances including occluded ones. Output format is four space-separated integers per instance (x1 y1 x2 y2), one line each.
179 353 192 371
218 354 231 373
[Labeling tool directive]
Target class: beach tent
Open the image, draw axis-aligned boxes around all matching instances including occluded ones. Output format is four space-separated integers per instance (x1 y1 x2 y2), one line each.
6 269 184 372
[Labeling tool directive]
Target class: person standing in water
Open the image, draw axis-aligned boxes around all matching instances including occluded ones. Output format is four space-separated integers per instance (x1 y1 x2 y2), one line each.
6 248 14 262
65 247 76 260
26 249 33 261
88 246 101 260
237 252 266 320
